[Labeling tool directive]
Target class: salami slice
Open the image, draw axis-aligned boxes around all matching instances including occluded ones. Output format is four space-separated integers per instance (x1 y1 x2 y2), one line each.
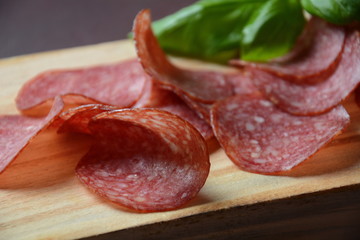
16 59 149 115
211 94 350 173
231 17 345 85
180 95 213 124
177 70 258 123
58 104 120 134
180 72 257 124
132 74 155 108
134 79 214 141
76 109 210 212
248 29 360 115
133 9 234 103
0 97 64 173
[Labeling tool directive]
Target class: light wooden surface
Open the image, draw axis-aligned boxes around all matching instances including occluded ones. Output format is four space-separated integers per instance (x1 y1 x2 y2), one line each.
0 40 360 240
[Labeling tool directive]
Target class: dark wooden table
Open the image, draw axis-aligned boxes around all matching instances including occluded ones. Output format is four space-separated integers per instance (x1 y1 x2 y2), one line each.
1 1 360 239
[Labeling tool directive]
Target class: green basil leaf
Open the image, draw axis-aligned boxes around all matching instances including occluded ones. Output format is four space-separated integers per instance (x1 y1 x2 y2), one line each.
152 0 305 62
301 0 360 25
241 0 305 61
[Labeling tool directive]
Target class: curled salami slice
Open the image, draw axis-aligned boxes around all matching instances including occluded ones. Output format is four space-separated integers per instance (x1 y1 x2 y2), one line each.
176 71 258 123
180 95 213 124
248 29 360 115
231 17 345 85
180 72 257 124
134 79 214 142
76 109 210 212
133 79 166 109
58 104 120 134
16 59 149 115
133 9 234 103
132 74 155 108
0 97 64 173
211 94 349 173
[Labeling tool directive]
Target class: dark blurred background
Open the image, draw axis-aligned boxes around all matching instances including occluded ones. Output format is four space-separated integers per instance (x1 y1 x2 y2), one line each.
0 0 196 58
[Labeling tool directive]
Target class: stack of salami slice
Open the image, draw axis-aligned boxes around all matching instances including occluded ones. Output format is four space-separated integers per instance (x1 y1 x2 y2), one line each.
134 10 357 174
0 9 359 212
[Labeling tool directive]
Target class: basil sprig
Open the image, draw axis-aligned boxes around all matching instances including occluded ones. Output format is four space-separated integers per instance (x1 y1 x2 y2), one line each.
301 0 360 25
152 0 305 62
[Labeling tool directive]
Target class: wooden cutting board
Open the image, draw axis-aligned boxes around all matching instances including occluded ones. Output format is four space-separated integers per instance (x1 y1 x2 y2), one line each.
1 40 360 240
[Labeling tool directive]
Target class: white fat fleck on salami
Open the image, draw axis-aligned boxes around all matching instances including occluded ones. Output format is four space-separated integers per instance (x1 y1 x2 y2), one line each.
293 120 302 125
226 103 239 111
181 192 188 199
245 122 256 132
75 109 210 212
126 174 139 181
253 159 267 164
139 118 148 124
211 94 349 173
260 100 272 107
249 29 360 115
254 116 265 123
94 170 110 178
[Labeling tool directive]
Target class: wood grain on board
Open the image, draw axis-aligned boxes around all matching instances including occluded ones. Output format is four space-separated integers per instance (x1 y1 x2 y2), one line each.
0 40 360 240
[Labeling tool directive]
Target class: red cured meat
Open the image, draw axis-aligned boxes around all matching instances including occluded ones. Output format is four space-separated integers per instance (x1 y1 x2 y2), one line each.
134 79 214 141
180 95 213 124
58 87 215 143
248 29 360 115
0 97 64 173
211 94 349 173
16 59 149 114
180 71 258 124
58 104 120 134
132 75 155 108
227 71 258 96
133 9 234 104
76 109 210 212
231 18 345 85
133 79 167 109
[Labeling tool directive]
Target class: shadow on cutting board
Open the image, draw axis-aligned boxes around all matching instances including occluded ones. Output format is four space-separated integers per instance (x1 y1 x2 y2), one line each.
279 97 360 177
278 135 360 177
0 130 92 189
